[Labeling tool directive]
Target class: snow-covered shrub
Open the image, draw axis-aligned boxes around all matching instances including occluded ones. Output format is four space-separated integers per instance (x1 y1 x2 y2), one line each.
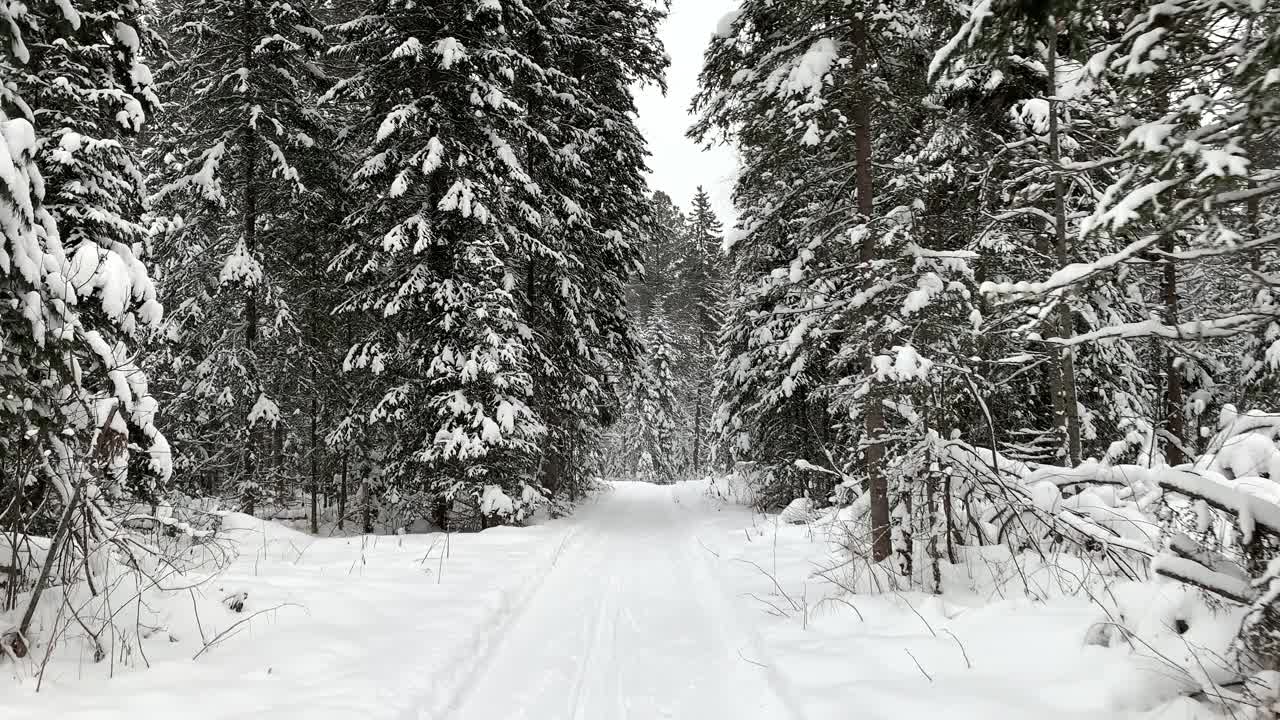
780 497 817 525
479 483 544 527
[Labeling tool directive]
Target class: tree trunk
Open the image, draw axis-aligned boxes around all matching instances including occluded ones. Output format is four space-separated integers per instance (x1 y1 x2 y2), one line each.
432 495 449 531
692 396 703 478
17 481 82 648
241 0 261 511
1162 234 1185 465
926 461 941 594
309 393 319 535
5 455 21 612
851 9 891 563
1145 53 1187 464
361 474 373 534
567 442 579 501
338 451 348 531
1047 19 1082 466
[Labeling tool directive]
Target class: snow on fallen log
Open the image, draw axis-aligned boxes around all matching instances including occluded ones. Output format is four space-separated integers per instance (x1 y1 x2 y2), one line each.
1158 469 1280 545
939 440 1030 484
1167 532 1250 581
1196 405 1280 474
1215 405 1280 441
1054 508 1156 559
938 438 1159 574
1152 555 1254 605
1025 461 1160 496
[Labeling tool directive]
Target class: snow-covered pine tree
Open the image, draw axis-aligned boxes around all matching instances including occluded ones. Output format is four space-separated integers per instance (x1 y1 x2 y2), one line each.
326 1 549 523
680 187 726 476
935 0 1280 464
513 0 668 498
1 0 169 632
601 189 728 483
326 0 667 518
694 3 851 512
604 191 672 480
630 192 686 323
147 0 339 513
0 0 170 479
616 304 684 483
696 0 954 554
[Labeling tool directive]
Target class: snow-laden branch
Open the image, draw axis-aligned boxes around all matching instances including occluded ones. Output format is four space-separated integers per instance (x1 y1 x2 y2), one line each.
1152 555 1254 604
980 235 1159 298
1159 469 1280 546
1047 313 1270 346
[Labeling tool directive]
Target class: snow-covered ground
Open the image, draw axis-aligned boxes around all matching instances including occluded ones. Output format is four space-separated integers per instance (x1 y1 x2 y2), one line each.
2 480 1216 718
446 481 799 720
2 506 579 718
678 481 1198 720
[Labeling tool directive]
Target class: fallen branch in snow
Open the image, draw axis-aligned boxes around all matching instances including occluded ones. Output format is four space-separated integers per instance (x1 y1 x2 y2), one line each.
893 591 937 637
742 592 793 618
737 649 768 669
1167 533 1248 581
192 603 304 661
189 588 209 647
814 594 865 622
696 538 721 559
1159 470 1280 545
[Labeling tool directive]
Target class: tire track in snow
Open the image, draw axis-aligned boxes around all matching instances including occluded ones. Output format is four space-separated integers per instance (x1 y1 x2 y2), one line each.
674 489 810 720
410 515 594 720
438 482 805 720
565 559 619 719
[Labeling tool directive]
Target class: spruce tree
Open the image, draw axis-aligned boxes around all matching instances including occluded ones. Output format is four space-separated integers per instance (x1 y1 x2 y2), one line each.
1 0 169 548
682 187 725 475
514 0 667 498
326 0 666 517
148 0 339 511
695 0 939 547
327 1 550 519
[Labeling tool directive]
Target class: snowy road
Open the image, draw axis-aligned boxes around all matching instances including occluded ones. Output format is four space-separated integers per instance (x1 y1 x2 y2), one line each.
438 481 801 720
2 480 1147 720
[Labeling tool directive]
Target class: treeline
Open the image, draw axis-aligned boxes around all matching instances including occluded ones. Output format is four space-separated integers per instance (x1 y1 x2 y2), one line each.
0 0 670 538
597 188 726 484
697 1 1280 554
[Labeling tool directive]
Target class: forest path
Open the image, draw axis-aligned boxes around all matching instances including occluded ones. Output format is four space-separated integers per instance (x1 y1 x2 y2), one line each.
438 481 802 720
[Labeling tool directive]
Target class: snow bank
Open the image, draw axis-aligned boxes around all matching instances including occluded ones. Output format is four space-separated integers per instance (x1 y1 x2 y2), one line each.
701 468 760 507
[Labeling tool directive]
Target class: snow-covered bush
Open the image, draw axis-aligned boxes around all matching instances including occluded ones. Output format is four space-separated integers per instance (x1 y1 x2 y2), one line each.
480 483 544 527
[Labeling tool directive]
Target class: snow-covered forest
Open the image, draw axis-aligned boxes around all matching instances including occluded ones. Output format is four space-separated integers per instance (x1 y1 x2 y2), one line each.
5 0 1280 717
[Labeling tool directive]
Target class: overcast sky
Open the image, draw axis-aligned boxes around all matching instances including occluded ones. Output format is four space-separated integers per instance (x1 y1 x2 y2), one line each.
633 0 740 229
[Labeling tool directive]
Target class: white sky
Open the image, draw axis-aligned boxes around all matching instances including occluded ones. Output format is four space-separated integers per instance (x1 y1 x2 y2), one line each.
633 0 740 229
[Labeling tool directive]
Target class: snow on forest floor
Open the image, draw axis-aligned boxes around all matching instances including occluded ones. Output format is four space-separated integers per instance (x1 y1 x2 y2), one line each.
3 480 1206 718
2 508 580 718
677 480 1197 720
